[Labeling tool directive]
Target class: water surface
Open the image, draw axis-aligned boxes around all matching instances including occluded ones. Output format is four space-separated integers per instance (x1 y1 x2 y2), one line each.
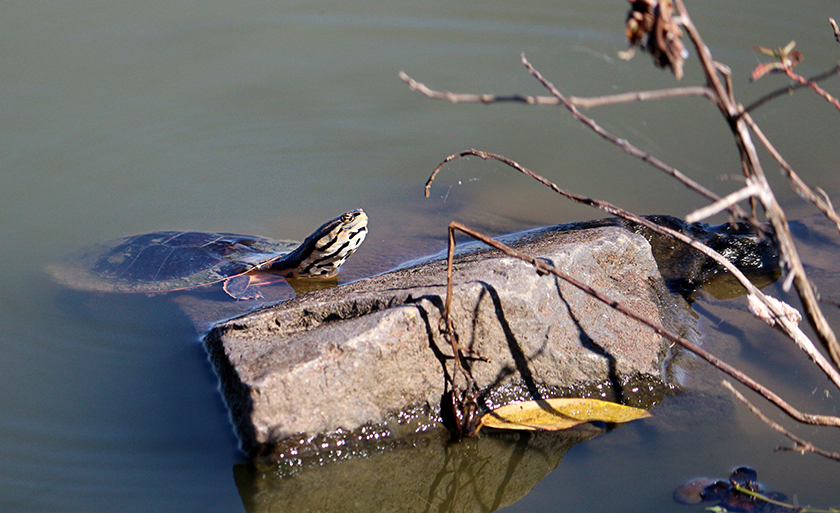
2 0 839 511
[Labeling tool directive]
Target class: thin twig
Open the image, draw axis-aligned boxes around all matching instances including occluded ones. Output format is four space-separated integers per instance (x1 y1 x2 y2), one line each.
723 380 840 461
741 111 840 233
570 87 715 108
685 182 764 223
444 219 840 428
442 227 470 414
674 0 734 116
399 71 559 105
399 71 713 108
783 68 840 112
743 65 840 113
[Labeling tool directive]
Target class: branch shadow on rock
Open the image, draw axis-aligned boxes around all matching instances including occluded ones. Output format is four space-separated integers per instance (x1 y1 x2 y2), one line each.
476 281 548 405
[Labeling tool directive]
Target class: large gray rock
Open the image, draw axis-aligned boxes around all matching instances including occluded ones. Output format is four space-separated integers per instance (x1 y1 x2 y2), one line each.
204 225 687 456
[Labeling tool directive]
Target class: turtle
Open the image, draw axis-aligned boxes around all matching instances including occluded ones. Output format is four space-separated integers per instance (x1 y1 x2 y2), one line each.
49 209 368 300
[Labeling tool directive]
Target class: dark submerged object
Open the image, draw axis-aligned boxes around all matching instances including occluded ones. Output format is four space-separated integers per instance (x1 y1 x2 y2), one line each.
625 215 780 293
50 209 368 300
674 467 789 513
553 215 780 297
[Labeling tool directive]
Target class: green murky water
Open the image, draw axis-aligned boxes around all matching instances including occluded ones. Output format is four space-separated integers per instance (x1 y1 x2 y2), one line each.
1 1 838 511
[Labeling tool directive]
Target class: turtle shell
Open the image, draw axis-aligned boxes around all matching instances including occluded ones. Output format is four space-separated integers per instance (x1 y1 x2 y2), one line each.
49 231 300 294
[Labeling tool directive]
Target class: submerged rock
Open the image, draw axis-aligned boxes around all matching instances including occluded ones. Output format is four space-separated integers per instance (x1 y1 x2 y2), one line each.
559 215 780 298
205 222 700 456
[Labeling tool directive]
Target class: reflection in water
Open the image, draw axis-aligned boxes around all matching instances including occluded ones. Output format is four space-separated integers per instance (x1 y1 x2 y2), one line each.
173 276 338 330
56 268 344 332
233 427 604 513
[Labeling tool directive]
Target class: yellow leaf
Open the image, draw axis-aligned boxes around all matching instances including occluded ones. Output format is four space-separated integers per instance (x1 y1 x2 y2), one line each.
478 398 651 432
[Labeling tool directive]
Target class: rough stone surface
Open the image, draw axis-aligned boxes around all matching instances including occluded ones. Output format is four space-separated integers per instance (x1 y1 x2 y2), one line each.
204 225 686 455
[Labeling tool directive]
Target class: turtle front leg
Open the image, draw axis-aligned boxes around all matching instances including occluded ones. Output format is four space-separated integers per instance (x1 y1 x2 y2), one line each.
223 275 263 300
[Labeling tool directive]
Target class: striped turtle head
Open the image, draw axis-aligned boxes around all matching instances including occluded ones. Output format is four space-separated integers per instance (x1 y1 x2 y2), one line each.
278 209 368 278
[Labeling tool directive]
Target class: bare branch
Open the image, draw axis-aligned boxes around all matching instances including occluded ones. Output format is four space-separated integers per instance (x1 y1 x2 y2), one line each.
672 1 735 117
409 0 840 455
520 41 840 368
735 110 840 365
743 65 840 113
783 68 840 113
685 182 764 223
741 111 840 233
399 71 713 108
399 71 558 105
570 87 715 108
723 380 840 461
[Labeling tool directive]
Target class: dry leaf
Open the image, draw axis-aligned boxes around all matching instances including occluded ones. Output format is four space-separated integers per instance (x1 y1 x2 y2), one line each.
478 398 651 432
623 0 686 79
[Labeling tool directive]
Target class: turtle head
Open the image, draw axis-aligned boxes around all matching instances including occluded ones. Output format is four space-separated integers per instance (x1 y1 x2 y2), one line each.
278 209 368 278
